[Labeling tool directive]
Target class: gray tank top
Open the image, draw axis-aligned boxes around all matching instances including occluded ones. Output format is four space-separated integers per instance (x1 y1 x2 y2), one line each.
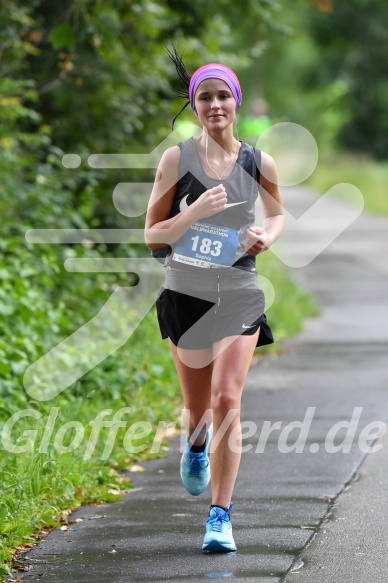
151 137 261 273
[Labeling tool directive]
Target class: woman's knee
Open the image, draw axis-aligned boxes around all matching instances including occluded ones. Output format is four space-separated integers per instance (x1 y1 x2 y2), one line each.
211 383 242 414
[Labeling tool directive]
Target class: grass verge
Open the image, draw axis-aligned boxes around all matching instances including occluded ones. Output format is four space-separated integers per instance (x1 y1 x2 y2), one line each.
256 250 319 356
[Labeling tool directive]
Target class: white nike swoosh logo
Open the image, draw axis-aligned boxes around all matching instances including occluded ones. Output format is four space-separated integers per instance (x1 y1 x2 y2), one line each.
179 198 247 211
179 194 190 211
242 323 254 329
226 201 247 208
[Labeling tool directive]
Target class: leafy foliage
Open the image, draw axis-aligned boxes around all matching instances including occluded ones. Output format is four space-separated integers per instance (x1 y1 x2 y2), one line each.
253 0 388 160
307 0 388 159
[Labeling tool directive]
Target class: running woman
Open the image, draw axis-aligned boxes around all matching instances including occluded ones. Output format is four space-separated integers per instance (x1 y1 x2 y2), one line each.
145 46 285 552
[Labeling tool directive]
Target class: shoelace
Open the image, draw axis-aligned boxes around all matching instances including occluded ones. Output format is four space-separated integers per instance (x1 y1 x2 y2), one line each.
188 451 209 476
207 504 233 532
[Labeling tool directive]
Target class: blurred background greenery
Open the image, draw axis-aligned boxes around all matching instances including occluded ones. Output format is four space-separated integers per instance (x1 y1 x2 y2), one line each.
0 0 387 576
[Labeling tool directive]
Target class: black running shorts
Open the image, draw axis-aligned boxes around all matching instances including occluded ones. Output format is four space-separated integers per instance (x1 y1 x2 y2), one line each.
155 286 274 350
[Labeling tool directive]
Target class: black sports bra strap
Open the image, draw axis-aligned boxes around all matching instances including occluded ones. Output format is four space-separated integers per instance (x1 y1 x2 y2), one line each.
254 147 261 183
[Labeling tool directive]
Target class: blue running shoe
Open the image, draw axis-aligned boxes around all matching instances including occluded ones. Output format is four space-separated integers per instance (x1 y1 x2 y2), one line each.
180 423 213 496
202 502 237 552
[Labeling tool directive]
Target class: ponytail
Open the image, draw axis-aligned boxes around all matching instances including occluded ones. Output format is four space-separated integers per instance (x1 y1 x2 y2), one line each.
164 43 191 131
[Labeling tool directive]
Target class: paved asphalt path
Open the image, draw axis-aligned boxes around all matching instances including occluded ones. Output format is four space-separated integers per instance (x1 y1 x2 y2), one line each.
8 186 388 582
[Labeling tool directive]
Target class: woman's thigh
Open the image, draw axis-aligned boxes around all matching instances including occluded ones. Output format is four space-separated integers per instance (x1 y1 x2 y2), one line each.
168 327 259 422
168 339 213 414
211 328 261 402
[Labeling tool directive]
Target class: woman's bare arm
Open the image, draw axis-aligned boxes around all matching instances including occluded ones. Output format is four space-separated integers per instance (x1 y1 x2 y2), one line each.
245 152 285 255
144 146 197 250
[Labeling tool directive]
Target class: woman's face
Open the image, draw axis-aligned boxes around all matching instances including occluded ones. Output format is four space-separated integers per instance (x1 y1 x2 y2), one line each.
194 78 236 130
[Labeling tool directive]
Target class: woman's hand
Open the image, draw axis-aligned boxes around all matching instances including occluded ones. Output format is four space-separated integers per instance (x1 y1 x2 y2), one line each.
190 184 227 221
245 226 272 256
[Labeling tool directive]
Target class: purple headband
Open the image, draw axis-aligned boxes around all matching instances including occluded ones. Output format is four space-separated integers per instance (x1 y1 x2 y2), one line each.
189 63 242 112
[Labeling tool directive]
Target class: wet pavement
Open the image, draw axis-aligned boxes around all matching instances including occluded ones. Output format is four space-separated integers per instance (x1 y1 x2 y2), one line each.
8 187 388 582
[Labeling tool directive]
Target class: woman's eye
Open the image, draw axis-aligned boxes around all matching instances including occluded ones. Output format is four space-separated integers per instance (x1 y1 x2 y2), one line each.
201 95 229 100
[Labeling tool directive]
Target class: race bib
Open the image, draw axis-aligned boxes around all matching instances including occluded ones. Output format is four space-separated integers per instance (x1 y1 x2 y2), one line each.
172 221 240 268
